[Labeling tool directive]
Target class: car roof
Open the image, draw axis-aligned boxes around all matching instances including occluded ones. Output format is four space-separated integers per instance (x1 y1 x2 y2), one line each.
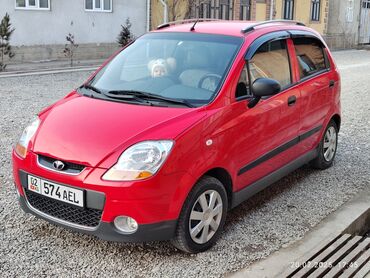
153 20 317 38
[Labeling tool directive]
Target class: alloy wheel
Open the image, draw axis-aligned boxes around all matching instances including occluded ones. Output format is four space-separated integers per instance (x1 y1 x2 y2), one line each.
188 190 223 244
323 126 337 162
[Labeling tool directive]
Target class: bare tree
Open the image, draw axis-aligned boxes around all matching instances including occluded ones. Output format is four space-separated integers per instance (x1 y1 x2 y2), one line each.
170 0 182 21
63 33 78 67
184 0 209 19
165 0 209 23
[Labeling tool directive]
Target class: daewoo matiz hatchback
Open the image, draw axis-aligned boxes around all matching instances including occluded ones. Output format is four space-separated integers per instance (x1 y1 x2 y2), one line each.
13 20 341 253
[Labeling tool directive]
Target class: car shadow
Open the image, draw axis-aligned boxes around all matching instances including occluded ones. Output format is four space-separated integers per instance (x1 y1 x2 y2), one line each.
224 164 317 228
28 164 321 257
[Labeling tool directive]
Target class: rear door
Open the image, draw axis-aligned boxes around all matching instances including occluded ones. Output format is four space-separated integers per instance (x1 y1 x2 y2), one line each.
290 36 332 151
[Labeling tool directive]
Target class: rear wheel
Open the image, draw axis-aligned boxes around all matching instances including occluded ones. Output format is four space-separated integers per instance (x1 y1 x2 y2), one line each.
171 176 228 253
310 120 338 169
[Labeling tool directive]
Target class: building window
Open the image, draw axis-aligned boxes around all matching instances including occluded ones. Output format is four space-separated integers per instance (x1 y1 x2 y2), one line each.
199 1 211 18
194 0 233 20
85 0 112 12
311 0 321 21
15 0 50 10
363 0 370 9
240 0 251 20
220 0 231 20
283 0 294 20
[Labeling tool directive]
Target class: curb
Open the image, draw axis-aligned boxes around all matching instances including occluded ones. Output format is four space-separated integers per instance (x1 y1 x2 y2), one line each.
229 187 370 278
0 66 99 78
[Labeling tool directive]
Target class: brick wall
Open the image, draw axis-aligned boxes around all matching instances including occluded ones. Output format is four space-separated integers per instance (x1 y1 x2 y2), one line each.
233 0 241 19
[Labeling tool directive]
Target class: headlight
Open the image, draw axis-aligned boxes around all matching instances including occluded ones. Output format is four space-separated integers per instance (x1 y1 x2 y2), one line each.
102 140 174 181
15 117 40 159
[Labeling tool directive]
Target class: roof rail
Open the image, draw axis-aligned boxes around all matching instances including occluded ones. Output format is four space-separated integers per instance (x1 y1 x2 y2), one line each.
241 20 305 33
157 18 221 30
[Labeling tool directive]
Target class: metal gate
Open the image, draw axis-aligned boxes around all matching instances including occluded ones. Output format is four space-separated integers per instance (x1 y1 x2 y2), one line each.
359 0 370 44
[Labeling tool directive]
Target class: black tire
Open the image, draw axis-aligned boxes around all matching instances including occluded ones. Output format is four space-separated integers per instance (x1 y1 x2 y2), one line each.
310 120 338 170
171 176 228 253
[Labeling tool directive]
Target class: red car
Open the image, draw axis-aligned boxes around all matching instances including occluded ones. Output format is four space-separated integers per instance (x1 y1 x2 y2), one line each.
12 20 341 253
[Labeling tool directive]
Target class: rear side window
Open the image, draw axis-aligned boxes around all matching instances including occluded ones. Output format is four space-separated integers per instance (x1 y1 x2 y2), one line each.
293 37 327 79
249 40 291 89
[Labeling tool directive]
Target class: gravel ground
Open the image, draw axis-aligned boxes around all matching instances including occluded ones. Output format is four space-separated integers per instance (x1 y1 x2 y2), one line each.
0 50 369 278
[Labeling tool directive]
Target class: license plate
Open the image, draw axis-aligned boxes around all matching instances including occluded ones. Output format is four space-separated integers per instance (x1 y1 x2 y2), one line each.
27 175 84 207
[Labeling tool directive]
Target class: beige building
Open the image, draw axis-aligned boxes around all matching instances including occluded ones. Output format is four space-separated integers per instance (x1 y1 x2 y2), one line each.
273 0 329 34
151 0 370 49
151 0 329 36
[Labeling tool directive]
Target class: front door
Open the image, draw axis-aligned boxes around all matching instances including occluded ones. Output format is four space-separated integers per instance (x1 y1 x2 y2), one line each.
230 38 302 191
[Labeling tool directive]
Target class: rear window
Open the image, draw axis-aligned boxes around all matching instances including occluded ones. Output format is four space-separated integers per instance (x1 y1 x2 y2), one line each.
293 37 328 79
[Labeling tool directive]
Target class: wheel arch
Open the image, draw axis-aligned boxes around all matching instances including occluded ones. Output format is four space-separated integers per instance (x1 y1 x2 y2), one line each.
331 114 341 131
203 167 233 209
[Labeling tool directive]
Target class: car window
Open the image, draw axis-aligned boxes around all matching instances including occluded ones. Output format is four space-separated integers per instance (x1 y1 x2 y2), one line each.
293 37 327 79
249 39 291 89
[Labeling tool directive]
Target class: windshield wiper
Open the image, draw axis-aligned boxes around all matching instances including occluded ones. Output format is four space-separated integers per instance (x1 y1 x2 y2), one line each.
79 85 153 105
80 84 103 95
107 90 194 108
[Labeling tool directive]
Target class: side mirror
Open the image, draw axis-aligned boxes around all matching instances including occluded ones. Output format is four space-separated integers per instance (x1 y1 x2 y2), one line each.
248 78 281 108
252 77 281 96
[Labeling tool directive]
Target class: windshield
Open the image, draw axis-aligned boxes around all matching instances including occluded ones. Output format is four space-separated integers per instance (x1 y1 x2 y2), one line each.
89 32 243 107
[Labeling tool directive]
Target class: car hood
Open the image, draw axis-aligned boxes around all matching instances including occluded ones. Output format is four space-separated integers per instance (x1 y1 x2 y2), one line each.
33 93 206 168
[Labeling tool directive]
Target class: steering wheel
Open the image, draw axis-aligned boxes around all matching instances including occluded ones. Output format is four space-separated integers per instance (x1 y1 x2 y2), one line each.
198 73 222 91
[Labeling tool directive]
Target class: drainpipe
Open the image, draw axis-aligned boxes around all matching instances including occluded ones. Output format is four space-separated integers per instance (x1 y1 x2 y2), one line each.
147 0 151 31
159 0 169 24
269 0 274 20
357 0 363 46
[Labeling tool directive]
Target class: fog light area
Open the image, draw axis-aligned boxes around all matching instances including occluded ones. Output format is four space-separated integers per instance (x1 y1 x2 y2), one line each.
114 216 138 234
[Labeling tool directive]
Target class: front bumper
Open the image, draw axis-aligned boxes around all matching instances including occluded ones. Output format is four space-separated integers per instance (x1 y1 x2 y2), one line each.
18 192 177 242
12 150 194 242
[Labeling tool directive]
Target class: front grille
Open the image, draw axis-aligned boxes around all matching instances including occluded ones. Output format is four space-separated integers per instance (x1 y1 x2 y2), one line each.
25 189 102 228
38 155 85 175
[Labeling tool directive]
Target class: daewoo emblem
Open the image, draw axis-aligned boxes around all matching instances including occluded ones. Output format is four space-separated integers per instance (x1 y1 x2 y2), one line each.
53 160 65 171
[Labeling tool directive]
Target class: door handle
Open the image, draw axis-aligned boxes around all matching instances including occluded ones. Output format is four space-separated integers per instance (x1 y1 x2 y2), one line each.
288 95 297 106
329 80 335 88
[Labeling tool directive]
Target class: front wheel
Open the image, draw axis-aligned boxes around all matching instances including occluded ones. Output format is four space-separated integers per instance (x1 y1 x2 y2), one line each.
171 176 228 253
310 120 338 169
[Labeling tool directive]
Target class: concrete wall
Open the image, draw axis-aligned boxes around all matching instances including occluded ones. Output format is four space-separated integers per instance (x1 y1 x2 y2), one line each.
0 0 148 62
325 0 361 49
